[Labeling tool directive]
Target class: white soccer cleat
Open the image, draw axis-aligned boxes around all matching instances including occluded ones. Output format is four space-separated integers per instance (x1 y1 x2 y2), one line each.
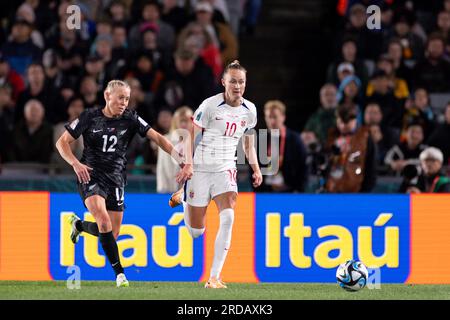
116 273 129 287
67 213 81 244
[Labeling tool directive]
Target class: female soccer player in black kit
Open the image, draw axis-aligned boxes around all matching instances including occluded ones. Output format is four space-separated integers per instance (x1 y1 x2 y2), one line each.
56 80 193 287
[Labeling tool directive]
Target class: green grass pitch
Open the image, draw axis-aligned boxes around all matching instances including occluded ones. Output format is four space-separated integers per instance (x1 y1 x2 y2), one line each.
0 281 450 300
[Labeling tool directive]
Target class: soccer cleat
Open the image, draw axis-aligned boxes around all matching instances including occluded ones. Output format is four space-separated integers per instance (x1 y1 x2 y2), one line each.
116 273 129 287
67 213 81 244
204 278 227 289
168 188 184 208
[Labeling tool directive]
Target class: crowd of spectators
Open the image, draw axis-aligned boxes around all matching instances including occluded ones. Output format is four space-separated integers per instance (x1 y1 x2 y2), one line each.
0 0 449 194
0 0 260 175
299 0 450 193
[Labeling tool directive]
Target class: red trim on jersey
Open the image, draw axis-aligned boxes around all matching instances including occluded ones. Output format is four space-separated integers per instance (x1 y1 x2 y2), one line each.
191 118 205 130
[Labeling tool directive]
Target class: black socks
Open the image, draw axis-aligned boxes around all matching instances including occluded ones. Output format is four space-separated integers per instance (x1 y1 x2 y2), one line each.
99 231 124 276
75 221 100 237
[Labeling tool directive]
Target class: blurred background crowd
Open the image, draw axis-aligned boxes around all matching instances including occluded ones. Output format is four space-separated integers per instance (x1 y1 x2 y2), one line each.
0 0 449 194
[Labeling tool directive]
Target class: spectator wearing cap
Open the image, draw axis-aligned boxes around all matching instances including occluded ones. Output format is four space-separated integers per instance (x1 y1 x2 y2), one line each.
336 74 363 126
384 122 427 174
324 102 377 193
383 7 425 62
128 1 176 53
399 147 450 193
335 3 383 60
15 63 65 124
0 56 25 103
413 32 450 93
427 102 450 166
15 2 44 49
9 99 53 164
1 18 42 78
193 0 238 66
366 69 404 129
193 0 230 26
326 37 369 88
336 62 355 84
302 83 338 145
366 54 409 100
161 0 190 33
154 48 216 112
83 52 108 90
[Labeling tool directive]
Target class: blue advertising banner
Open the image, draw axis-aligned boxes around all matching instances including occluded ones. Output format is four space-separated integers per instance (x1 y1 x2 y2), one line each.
49 193 204 281
255 194 410 283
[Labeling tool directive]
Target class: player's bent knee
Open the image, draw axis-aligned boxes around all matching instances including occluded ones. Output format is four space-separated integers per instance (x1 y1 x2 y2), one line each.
189 226 205 239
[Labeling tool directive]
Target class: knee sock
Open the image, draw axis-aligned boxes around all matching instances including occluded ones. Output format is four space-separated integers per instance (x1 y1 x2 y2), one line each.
210 208 234 279
76 220 99 237
182 201 205 239
99 231 124 276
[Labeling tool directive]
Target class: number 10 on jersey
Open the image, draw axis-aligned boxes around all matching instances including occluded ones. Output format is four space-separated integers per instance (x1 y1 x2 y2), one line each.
224 122 237 137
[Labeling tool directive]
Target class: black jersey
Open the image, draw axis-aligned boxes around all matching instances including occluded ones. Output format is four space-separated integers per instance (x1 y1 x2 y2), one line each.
65 108 151 187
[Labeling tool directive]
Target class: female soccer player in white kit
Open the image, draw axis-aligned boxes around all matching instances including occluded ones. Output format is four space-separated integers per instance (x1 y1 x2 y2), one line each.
170 60 263 288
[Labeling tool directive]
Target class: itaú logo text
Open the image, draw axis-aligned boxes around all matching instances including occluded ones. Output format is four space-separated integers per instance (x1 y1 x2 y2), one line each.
265 213 399 269
59 212 193 268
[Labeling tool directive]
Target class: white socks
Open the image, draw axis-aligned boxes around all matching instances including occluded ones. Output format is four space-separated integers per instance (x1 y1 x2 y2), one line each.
183 201 205 239
210 208 234 280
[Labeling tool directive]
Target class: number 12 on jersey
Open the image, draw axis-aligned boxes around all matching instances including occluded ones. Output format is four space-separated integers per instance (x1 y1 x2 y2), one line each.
102 135 117 152
224 122 237 137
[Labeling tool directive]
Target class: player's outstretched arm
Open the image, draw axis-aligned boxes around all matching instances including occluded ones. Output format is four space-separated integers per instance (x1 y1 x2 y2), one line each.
243 132 262 188
146 128 193 183
55 131 93 184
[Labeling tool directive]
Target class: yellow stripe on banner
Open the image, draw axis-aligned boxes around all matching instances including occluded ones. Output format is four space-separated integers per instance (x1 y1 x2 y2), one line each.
200 192 259 283
0 192 52 280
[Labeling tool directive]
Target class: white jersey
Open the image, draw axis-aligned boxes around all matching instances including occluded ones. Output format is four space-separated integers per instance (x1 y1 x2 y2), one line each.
192 93 257 172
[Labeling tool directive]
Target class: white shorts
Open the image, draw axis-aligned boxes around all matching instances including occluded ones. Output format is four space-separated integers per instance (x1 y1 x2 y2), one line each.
184 169 238 207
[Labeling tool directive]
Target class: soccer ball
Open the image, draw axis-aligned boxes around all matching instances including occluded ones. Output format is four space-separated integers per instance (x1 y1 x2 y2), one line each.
336 260 368 292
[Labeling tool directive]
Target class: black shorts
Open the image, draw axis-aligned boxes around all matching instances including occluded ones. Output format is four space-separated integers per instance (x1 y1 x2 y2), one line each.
77 180 125 212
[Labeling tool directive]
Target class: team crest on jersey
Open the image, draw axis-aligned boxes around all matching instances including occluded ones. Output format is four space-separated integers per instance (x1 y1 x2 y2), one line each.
189 190 195 199
108 128 116 133
241 120 247 127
